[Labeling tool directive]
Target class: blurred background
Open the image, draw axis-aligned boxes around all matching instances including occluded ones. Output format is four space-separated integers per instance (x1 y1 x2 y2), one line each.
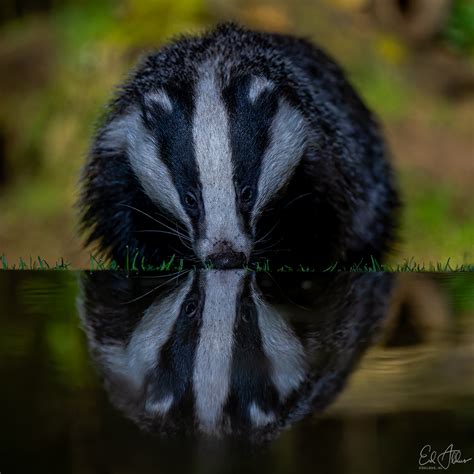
0 0 472 267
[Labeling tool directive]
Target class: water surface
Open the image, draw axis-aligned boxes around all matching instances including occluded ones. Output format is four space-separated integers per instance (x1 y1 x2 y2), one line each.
0 271 472 474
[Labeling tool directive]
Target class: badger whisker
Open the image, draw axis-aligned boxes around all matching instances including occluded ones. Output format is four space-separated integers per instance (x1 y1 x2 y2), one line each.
252 240 291 255
169 245 199 260
263 271 313 310
255 239 286 251
282 192 312 209
133 229 192 244
253 192 311 249
252 248 291 257
121 269 191 305
153 208 189 235
120 204 191 243
254 219 281 246
174 222 194 251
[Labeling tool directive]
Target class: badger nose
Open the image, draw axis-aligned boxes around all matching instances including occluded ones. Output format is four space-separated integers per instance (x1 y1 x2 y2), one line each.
207 251 246 269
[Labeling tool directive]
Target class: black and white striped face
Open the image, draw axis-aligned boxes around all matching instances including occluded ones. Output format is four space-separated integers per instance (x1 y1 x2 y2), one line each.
106 65 307 267
80 270 308 437
79 271 393 439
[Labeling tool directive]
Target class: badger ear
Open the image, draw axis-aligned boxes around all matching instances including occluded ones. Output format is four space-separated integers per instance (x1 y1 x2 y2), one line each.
248 75 275 104
96 112 136 154
251 100 307 225
140 90 173 130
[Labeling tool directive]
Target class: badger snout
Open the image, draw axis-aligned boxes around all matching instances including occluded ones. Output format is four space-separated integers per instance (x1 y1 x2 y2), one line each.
197 235 251 269
207 250 247 269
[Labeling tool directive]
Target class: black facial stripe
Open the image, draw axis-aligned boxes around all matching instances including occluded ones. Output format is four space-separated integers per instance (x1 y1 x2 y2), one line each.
140 84 204 239
225 277 279 428
222 75 279 233
145 273 203 415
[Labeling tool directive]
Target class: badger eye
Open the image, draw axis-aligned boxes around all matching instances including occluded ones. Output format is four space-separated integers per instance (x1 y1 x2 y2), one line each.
184 192 197 208
184 301 197 316
241 186 253 202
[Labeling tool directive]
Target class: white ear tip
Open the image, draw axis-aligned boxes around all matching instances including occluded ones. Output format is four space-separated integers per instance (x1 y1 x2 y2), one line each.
248 76 275 103
144 90 173 113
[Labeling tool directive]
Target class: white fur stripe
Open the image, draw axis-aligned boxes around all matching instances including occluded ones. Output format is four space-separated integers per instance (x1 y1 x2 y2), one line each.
249 402 275 426
193 270 244 433
248 76 274 103
192 66 251 259
252 100 307 226
126 111 192 232
93 273 193 399
144 90 173 113
145 394 174 415
104 111 192 233
253 283 307 400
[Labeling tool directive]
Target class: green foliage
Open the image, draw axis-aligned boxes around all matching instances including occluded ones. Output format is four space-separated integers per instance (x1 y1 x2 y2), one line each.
352 62 413 119
52 0 115 54
444 0 474 53
398 172 474 265
105 0 209 47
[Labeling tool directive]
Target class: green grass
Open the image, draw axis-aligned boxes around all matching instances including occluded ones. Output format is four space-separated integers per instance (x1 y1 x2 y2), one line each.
0 255 72 270
1 253 472 272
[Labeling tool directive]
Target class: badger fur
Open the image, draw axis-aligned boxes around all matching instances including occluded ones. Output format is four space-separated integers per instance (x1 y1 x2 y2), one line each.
79 271 393 440
79 23 399 269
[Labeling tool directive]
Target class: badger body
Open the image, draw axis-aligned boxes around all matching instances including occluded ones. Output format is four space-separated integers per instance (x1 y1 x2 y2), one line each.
79 23 398 269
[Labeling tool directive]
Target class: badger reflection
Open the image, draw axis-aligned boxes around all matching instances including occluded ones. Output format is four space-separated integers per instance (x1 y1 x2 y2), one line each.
79 271 393 440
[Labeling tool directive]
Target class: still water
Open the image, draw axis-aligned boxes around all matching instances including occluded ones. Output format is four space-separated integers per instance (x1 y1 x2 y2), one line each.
0 271 473 474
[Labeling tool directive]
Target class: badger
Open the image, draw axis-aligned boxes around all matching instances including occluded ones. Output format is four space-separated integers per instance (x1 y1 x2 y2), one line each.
79 23 399 269
78 270 393 440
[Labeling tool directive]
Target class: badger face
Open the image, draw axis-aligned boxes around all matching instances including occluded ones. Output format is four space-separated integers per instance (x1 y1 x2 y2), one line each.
105 66 307 268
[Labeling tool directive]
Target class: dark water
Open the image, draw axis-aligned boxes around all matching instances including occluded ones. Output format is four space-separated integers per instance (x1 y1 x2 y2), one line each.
0 271 473 474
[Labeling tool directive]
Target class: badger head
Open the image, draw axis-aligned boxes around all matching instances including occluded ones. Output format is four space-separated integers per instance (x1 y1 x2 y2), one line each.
79 62 307 268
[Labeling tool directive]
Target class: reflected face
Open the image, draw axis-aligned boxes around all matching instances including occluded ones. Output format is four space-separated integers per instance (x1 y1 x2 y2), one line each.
79 271 393 440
